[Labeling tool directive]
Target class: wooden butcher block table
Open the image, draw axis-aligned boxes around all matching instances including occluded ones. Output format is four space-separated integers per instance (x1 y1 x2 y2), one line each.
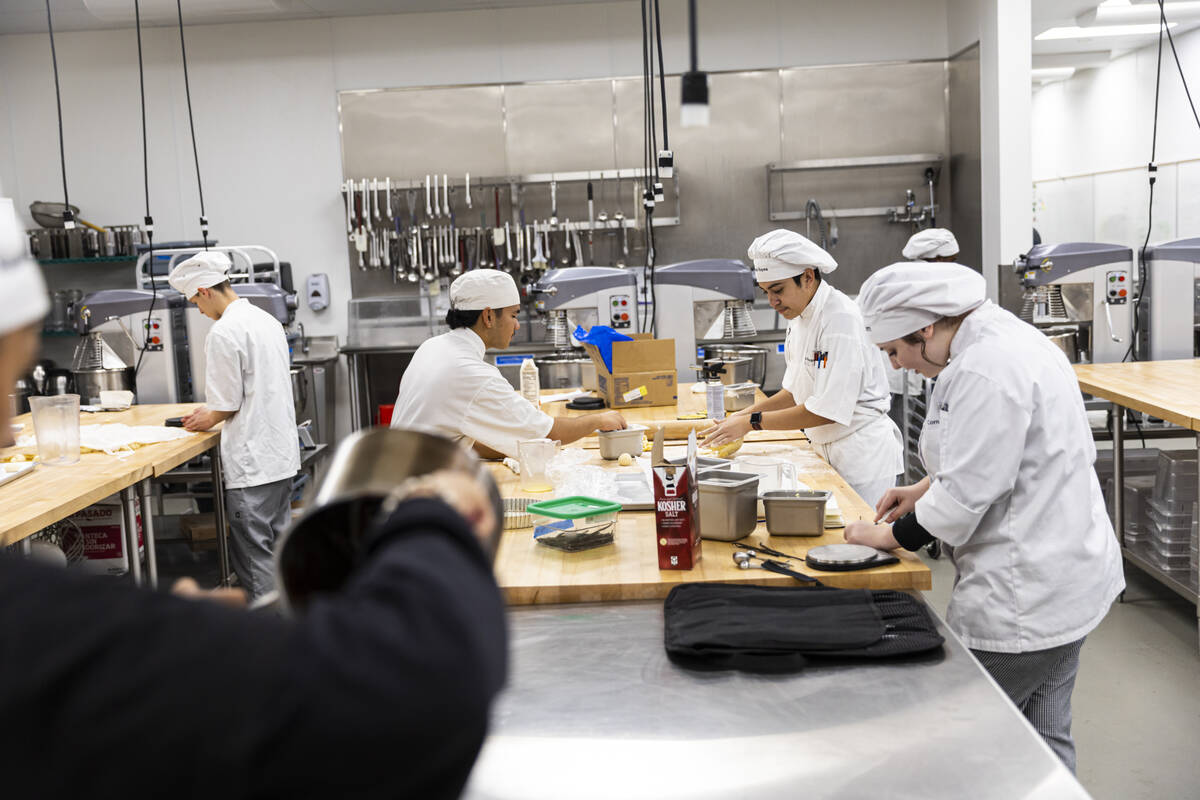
1 403 223 587
490 437 930 605
542 384 807 444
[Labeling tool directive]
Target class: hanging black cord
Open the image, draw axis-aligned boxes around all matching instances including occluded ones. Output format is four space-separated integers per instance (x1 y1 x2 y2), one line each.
653 0 668 153
640 0 652 333
176 0 209 249
45 0 73 228
1127 5 1167 364
1161 0 1200 133
646 0 659 189
133 0 157 389
688 0 697 72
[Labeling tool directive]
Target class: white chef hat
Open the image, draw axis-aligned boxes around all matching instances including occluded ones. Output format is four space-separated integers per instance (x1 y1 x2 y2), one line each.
0 194 50 337
857 261 986 344
747 229 837 282
902 228 960 260
168 251 231 299
450 268 520 311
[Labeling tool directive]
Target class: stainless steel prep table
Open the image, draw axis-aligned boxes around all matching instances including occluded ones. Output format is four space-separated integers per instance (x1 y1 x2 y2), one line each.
463 598 1089 800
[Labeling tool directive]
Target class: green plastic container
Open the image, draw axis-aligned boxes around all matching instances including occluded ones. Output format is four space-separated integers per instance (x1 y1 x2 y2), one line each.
526 496 622 552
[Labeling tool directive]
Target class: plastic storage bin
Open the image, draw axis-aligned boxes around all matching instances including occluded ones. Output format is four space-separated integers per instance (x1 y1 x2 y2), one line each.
527 496 621 552
1153 450 1198 512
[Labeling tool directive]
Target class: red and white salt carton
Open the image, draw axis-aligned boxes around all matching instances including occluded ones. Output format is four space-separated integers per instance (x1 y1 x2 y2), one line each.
652 428 702 570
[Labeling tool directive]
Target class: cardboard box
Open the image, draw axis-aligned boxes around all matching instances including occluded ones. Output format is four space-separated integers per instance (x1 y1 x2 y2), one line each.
63 496 143 576
181 512 217 553
582 334 677 409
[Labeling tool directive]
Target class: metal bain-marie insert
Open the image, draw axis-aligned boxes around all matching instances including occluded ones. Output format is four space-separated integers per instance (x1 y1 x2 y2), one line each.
698 470 760 541
762 489 830 536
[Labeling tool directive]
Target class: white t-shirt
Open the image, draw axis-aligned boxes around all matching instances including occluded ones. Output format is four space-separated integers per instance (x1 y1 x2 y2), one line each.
204 298 300 489
391 328 554 458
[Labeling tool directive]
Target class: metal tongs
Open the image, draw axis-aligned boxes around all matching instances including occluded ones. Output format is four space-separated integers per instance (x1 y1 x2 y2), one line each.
732 550 821 584
734 541 802 561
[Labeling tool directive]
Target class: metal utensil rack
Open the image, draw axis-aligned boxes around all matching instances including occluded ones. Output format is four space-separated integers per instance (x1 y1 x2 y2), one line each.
766 153 942 221
343 167 681 230
339 167 680 281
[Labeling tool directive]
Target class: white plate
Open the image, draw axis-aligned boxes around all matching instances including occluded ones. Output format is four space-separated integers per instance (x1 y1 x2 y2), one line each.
0 460 37 489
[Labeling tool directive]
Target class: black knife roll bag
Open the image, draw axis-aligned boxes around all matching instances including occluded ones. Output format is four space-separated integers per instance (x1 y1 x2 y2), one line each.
664 583 944 672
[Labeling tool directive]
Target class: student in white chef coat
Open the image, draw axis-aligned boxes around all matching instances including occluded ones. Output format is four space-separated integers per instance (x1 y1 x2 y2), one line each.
702 229 902 508
168 253 300 600
847 261 1125 773
392 269 626 458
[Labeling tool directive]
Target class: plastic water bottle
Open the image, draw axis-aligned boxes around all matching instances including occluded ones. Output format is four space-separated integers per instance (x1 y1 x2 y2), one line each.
706 378 725 421
520 357 541 408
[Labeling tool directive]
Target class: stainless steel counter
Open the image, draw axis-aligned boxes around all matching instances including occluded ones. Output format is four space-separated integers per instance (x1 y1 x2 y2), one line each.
463 599 1090 800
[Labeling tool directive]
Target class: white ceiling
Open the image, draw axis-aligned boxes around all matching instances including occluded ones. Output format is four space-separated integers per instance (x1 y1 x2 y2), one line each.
0 0 1193 67
0 0 615 35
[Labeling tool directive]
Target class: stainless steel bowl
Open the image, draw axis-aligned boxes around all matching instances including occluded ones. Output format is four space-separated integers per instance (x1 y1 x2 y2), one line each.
276 427 503 614
1042 326 1081 364
72 367 134 406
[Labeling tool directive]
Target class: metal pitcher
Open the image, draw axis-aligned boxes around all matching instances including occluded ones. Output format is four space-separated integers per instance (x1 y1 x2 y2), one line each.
274 427 503 614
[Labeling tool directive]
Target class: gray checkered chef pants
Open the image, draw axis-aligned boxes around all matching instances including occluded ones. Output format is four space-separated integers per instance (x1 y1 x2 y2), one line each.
972 637 1087 773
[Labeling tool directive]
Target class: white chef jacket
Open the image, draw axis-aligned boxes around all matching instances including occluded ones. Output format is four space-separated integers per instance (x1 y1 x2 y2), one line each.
915 301 1124 653
391 327 553 459
782 281 903 491
204 298 300 490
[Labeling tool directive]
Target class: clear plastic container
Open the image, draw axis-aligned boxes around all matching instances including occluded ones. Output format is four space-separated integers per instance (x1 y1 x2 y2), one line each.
527 496 621 552
1147 495 1194 529
1143 541 1191 573
28 394 81 466
1153 451 1198 511
1151 530 1192 555
1147 503 1193 544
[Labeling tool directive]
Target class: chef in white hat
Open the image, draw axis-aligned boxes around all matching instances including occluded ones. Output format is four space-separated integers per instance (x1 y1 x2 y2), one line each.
702 229 902 508
901 227 960 261
849 261 1123 773
886 228 960 403
168 251 300 600
392 269 626 458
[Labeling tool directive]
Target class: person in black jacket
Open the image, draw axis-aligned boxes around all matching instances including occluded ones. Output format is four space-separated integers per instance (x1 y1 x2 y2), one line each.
0 488 507 799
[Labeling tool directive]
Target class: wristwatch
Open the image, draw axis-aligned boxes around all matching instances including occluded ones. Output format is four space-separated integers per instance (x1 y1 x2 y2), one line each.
749 411 763 431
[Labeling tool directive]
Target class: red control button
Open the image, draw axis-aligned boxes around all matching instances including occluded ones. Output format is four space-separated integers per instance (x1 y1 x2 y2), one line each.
1119 290 1127 297
621 313 629 321
1118 275 1125 281
150 337 161 345
621 299 627 306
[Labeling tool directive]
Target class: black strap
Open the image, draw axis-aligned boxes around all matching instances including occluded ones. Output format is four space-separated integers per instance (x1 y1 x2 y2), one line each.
760 558 822 585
